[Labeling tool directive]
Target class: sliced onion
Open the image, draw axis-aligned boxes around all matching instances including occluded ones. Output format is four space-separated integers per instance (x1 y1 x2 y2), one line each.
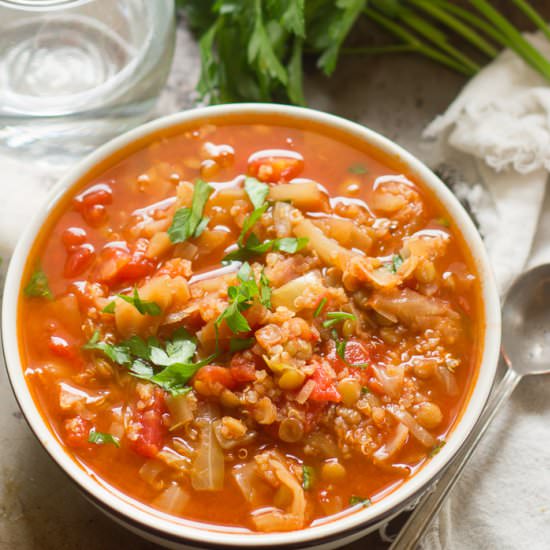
157 446 191 472
166 393 197 431
373 423 409 464
191 418 224 491
296 379 316 404
372 364 403 399
233 462 271 507
387 405 436 448
436 366 459 396
152 483 190 514
139 459 165 490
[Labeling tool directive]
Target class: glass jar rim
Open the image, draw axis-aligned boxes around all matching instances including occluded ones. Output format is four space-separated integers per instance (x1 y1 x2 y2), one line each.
0 0 92 10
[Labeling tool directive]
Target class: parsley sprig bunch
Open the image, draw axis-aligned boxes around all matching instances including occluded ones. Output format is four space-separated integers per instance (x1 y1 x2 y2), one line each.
83 328 214 395
222 177 308 263
178 0 550 105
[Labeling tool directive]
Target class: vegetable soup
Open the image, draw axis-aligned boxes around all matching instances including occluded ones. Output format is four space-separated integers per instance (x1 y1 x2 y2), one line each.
19 116 483 532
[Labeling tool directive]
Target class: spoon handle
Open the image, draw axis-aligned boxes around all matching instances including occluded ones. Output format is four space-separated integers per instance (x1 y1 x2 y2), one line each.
390 366 522 550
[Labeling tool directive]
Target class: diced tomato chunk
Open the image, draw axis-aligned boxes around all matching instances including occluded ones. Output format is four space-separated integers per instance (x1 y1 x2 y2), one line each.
62 227 87 250
74 183 113 227
64 416 91 448
194 365 237 396
48 333 84 368
248 149 304 183
309 363 341 403
229 352 257 383
130 389 167 458
64 244 95 278
95 240 155 285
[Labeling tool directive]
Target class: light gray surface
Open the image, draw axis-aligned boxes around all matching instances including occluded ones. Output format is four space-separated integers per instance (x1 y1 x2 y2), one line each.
0 17 470 550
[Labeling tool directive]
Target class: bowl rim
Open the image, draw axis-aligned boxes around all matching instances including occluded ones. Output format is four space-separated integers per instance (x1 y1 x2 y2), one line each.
2 103 501 547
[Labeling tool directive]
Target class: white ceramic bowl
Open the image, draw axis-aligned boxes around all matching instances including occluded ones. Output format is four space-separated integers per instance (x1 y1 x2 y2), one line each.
2 104 501 549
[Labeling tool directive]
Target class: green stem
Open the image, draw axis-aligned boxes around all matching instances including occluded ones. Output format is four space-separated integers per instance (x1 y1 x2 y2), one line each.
469 0 550 80
430 0 509 46
512 0 550 42
340 44 416 55
407 0 498 57
364 7 475 76
398 6 481 72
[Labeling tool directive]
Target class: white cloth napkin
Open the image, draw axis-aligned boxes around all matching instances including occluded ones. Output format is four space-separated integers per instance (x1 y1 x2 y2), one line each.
422 33 550 550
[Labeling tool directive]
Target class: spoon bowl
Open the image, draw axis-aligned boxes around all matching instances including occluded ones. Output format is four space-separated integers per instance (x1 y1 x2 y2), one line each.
502 263 550 376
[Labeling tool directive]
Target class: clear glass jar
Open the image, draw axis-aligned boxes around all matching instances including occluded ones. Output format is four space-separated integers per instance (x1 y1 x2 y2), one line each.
0 0 176 158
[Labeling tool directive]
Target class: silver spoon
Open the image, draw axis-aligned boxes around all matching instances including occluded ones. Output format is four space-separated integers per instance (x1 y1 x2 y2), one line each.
390 263 550 550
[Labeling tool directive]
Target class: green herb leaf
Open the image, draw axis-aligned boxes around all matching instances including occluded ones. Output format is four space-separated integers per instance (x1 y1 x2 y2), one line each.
118 287 161 316
436 217 450 228
82 331 132 366
429 439 447 457
273 237 308 253
88 428 120 448
102 301 116 314
168 179 214 243
322 311 356 329
24 267 53 300
244 177 269 209
238 203 269 246
313 297 327 318
349 495 372 507
348 163 368 175
390 254 404 274
229 337 255 352
302 465 314 490
259 270 272 309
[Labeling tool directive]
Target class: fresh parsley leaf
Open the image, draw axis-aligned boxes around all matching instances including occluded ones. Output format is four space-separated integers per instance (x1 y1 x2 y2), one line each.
237 203 269 246
244 177 269 209
215 262 271 334
88 429 120 448
118 287 161 316
229 337 255 352
259 270 272 309
361 386 370 394
24 266 53 300
429 440 447 457
83 331 132 365
168 179 213 243
349 495 372 507
102 301 116 314
391 254 404 274
83 329 210 396
348 163 368 175
302 465 314 490
273 237 308 253
322 311 356 329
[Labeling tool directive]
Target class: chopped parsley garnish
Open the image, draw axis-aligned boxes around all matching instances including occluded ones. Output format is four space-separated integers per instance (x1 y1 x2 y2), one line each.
229 337 255 352
222 183 308 262
102 301 116 314
390 253 404 274
259 270 272 309
322 311 356 329
348 163 368 175
437 217 450 228
361 386 370 394
83 328 213 395
117 287 161 316
88 429 120 448
24 266 53 300
429 440 447 457
349 496 372 507
302 465 314 490
313 297 327 318
168 179 214 243
244 176 269 209
215 262 271 334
